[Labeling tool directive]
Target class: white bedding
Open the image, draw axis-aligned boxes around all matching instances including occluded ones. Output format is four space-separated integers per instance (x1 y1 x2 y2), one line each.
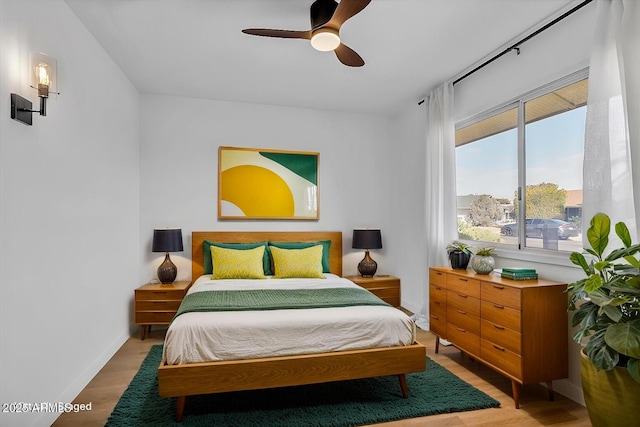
162 274 416 364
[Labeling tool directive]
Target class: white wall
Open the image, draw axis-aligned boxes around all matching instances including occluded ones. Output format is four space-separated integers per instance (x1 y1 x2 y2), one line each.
139 94 395 282
0 1 140 426
390 1 597 406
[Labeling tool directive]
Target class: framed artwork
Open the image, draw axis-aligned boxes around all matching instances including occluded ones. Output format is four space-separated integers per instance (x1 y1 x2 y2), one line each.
218 146 319 220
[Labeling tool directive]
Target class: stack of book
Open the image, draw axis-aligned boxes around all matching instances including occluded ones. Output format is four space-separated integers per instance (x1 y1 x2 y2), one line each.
500 267 538 281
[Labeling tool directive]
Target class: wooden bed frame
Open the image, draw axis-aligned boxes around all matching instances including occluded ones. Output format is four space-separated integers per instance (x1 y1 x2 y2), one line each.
158 231 427 422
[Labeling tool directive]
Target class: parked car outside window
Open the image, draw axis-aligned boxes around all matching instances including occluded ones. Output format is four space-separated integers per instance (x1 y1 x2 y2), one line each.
500 218 578 240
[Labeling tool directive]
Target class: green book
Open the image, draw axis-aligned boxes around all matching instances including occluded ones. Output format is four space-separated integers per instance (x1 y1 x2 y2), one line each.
501 272 538 281
502 267 537 274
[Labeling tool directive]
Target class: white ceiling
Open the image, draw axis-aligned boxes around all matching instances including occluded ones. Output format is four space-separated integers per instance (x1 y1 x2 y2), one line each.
65 0 576 116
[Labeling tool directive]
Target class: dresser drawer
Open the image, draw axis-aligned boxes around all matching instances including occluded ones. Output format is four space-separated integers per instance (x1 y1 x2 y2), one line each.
481 282 521 310
481 319 521 354
430 298 447 319
447 275 480 298
135 311 177 324
429 269 447 287
447 290 480 316
481 339 522 378
447 307 480 335
430 283 447 303
135 300 182 311
481 300 521 331
448 325 480 355
136 289 185 301
430 313 447 338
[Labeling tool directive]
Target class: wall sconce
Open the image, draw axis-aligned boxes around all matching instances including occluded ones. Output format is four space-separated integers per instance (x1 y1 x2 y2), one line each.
10 52 58 126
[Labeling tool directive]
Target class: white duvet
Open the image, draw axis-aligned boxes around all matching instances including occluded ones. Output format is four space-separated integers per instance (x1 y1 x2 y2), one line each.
162 274 416 364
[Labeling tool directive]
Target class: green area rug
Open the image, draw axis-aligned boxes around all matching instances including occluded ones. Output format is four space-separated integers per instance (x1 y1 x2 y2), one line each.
106 345 499 426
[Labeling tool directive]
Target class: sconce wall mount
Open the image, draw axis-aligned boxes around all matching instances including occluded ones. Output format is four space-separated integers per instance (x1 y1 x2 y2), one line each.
10 52 58 126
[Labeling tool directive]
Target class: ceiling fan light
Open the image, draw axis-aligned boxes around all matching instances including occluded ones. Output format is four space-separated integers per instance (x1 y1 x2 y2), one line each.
311 29 340 51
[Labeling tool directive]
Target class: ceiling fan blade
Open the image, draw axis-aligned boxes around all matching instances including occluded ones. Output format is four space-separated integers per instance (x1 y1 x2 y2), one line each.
329 0 371 28
334 43 364 67
242 28 311 39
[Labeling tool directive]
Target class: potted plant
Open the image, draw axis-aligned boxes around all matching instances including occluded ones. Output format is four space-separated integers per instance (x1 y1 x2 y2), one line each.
446 241 471 270
471 247 495 274
566 212 640 426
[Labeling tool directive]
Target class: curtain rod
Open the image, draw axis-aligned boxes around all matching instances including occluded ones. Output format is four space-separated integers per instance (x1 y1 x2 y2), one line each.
418 0 593 106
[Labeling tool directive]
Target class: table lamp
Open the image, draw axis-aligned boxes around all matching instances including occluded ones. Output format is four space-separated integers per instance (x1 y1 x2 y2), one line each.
352 229 382 277
152 229 184 284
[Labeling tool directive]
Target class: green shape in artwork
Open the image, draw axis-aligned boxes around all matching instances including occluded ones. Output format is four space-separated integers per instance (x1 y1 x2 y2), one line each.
259 152 318 185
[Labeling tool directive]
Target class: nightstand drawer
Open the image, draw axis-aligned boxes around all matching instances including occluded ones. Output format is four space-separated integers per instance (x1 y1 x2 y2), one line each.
135 311 177 324
346 276 401 307
136 288 185 301
135 300 182 311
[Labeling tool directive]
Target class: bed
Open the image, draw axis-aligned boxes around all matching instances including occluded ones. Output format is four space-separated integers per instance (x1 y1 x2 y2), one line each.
158 231 426 422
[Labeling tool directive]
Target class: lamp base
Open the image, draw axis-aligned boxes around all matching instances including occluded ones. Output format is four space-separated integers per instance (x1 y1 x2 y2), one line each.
357 250 378 277
157 252 177 284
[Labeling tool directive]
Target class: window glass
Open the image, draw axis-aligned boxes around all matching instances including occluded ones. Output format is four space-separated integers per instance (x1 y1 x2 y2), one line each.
455 106 518 246
455 76 587 252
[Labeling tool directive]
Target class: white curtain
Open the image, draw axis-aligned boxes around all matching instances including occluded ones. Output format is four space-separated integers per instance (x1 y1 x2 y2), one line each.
583 0 640 243
414 82 458 330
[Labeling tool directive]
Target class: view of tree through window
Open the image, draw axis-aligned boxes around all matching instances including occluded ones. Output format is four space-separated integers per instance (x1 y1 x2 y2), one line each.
455 75 588 252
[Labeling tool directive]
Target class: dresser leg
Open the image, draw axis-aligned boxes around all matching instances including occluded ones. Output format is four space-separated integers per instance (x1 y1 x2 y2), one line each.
546 381 555 401
435 337 440 354
512 380 520 409
140 325 146 340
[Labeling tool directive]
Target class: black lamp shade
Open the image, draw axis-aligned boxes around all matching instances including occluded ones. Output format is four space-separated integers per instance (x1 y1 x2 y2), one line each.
152 229 183 284
152 229 184 253
352 229 382 249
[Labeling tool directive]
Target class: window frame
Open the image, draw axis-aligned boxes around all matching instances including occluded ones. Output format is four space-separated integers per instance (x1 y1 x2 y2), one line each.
454 67 589 267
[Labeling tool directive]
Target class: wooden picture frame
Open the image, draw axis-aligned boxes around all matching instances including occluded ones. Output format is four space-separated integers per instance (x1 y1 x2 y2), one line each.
218 146 319 220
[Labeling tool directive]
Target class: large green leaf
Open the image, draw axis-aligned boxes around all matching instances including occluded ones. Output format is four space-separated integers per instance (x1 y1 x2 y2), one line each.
586 328 619 370
569 252 591 275
604 319 640 359
628 358 640 383
615 221 632 247
587 213 610 257
584 274 604 293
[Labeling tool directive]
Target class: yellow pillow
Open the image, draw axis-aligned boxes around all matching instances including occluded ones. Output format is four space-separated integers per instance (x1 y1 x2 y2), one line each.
210 245 266 279
270 245 325 279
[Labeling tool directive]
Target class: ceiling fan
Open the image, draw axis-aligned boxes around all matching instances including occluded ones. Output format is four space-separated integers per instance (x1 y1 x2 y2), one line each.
241 0 371 67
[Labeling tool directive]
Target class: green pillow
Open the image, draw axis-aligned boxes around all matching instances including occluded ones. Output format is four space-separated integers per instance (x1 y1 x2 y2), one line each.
270 245 325 279
211 245 266 280
203 240 272 275
268 240 331 273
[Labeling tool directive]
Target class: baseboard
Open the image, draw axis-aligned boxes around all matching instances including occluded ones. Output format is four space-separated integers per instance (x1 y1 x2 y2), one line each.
33 330 130 427
549 378 585 406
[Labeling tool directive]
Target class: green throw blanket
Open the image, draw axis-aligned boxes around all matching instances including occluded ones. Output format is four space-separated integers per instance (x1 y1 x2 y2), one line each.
175 287 389 319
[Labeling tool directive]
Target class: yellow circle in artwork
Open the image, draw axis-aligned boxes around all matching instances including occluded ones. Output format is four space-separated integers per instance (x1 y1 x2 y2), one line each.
221 165 294 217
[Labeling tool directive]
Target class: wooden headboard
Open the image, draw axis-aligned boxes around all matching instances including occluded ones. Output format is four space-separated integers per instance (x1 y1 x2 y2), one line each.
192 231 343 279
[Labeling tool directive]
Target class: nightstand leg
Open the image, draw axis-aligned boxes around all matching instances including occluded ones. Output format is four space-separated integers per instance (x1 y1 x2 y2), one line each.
546 381 555 401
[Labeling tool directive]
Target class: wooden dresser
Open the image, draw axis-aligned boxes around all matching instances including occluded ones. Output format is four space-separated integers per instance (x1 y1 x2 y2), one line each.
134 281 191 339
346 275 401 307
429 267 568 408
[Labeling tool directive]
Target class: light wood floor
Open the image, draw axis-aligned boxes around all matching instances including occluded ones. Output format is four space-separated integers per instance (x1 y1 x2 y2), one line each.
53 327 590 426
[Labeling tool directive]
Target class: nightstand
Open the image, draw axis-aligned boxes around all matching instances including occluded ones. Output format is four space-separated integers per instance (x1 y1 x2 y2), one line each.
134 281 191 339
346 275 401 307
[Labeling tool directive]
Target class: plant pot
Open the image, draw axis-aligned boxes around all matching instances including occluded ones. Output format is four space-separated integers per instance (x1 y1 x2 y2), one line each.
471 255 495 274
448 251 470 270
580 349 640 427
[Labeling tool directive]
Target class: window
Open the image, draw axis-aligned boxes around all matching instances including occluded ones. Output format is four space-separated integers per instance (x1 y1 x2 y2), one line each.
455 71 588 252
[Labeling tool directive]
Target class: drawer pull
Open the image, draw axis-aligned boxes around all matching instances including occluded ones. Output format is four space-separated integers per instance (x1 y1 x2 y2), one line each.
459 278 468 282
152 291 168 295
436 272 443 276
493 325 505 330
493 303 505 309
435 286 442 290
433 315 440 320
456 327 467 333
457 309 467 315
434 301 441 306
493 344 506 352
457 293 468 298
493 285 505 290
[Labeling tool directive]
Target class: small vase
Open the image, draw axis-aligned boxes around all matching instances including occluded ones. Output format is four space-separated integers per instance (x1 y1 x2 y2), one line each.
471 255 495 274
449 251 470 270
